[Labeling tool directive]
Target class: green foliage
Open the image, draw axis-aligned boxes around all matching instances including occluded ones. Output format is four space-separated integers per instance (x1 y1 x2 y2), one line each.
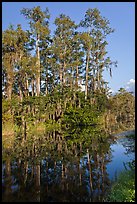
63 104 100 127
111 89 135 128
93 91 109 112
2 6 134 135
106 161 135 202
2 99 12 123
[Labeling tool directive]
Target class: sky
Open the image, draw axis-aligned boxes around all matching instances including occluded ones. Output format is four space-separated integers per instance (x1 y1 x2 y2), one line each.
2 2 135 94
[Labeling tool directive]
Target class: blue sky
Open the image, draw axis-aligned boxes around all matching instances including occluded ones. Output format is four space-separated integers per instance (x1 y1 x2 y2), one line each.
2 2 135 93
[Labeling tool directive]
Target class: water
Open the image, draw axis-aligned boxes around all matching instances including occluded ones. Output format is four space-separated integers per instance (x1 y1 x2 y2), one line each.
106 137 135 181
2 128 135 202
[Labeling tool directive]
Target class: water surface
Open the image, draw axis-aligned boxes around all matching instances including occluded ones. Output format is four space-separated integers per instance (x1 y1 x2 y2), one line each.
2 128 135 202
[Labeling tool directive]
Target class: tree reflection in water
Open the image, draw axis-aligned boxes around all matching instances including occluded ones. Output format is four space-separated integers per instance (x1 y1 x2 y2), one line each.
2 127 133 202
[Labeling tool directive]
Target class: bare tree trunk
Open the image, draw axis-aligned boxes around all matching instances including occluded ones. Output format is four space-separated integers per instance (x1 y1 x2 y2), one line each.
85 50 90 100
26 74 29 96
93 67 96 93
31 78 35 96
19 87 23 102
76 64 79 90
59 62 63 86
45 72 48 95
6 73 13 100
36 33 40 97
63 45 67 86
63 61 66 86
97 67 100 92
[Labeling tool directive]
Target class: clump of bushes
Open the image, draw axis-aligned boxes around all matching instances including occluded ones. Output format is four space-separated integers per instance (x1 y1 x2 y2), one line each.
105 161 135 202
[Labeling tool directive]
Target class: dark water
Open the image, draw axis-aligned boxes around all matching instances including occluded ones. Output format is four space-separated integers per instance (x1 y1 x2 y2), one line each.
2 128 135 202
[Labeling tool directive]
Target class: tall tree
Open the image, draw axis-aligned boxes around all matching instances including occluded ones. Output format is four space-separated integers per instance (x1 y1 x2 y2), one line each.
53 14 77 89
2 25 17 100
21 6 50 96
79 32 92 100
2 24 28 100
80 8 117 99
